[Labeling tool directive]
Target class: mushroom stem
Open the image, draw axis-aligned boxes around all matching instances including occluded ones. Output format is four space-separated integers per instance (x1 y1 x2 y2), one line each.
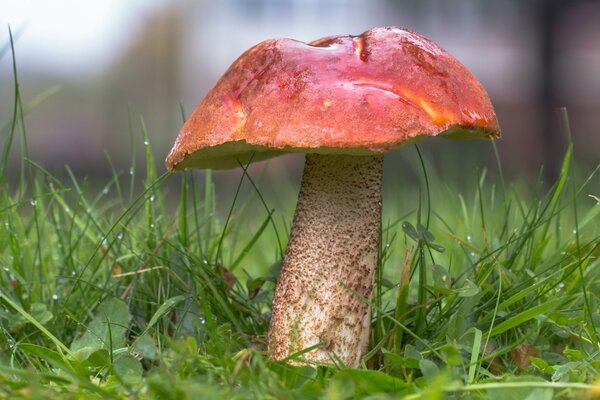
268 153 383 366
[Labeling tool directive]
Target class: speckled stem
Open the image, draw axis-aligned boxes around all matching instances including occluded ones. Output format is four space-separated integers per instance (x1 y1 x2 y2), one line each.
268 153 383 366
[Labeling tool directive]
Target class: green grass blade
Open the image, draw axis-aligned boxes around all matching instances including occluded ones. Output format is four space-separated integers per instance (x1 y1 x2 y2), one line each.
487 296 573 337
0 289 73 357
143 295 187 335
229 210 273 271
467 328 482 383
203 169 213 254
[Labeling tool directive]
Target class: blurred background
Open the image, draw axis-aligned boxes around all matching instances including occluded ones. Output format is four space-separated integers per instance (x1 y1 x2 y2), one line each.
1 0 599 182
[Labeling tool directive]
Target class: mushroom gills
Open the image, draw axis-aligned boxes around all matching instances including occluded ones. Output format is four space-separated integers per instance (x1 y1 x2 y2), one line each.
268 153 383 366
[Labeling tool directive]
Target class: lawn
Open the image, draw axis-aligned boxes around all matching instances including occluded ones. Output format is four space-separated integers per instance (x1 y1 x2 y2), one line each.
1 36 600 399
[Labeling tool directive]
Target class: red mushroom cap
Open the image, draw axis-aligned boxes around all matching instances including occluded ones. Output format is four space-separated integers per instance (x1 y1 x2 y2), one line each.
166 27 500 170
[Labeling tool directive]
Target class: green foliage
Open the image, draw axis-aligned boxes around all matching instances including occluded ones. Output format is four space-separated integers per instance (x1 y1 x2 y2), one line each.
70 298 131 358
1 29 599 399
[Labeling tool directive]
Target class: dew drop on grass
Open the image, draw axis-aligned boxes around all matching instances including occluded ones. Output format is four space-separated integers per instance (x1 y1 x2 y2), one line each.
466 235 472 242
2 267 9 272
65 207 71 214
30 199 37 206
102 187 109 195
199 316 206 325
470 252 476 257
143 140 149 146
572 229 577 234
52 294 58 301
150 194 156 202
129 167 134 175
117 232 124 240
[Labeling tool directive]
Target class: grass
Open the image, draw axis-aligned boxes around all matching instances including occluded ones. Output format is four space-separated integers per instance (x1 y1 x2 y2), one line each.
1 32 600 399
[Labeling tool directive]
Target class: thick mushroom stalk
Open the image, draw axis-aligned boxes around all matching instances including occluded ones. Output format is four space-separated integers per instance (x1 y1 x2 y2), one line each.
268 154 383 366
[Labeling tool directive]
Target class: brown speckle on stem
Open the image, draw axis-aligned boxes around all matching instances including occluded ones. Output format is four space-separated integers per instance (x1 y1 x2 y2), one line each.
268 153 383 366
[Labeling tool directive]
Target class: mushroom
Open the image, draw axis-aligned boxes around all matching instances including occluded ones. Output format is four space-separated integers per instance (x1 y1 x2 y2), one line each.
166 27 500 367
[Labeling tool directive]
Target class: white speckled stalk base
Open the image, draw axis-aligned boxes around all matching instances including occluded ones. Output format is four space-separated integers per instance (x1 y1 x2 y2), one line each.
268 153 383 366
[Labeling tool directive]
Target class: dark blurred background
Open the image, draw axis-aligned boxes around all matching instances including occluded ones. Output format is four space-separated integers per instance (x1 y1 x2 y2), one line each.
1 0 599 182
